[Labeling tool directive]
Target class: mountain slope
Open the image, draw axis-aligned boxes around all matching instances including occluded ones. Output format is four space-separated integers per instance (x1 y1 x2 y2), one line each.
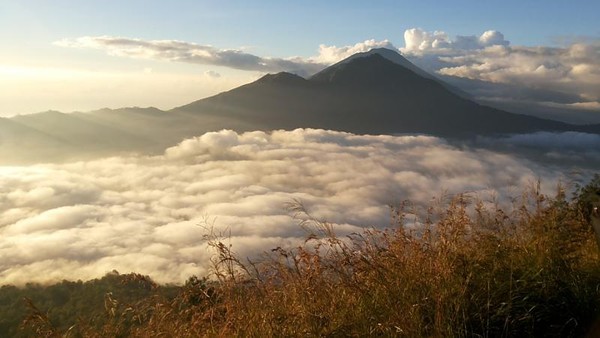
0 117 73 163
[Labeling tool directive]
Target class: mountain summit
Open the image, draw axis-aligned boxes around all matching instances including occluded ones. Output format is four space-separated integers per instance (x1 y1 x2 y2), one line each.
313 47 437 82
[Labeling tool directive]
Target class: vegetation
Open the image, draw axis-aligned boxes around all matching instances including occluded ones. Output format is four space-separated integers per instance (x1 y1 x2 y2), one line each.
2 179 600 337
0 272 178 337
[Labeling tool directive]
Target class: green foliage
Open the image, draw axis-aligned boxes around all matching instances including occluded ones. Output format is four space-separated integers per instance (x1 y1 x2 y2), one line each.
0 272 177 337
3 179 600 337
573 173 600 221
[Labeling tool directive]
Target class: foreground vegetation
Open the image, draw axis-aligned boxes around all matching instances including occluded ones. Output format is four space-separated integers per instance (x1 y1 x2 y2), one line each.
2 178 600 337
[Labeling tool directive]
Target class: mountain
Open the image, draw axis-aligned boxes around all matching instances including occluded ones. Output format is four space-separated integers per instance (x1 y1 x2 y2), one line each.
1 48 599 164
322 47 472 98
174 51 582 136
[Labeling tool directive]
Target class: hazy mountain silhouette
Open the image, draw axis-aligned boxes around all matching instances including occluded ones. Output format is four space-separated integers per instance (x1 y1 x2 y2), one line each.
1 48 599 164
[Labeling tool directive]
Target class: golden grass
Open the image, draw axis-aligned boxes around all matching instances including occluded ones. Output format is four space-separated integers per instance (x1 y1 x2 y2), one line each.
22 183 600 337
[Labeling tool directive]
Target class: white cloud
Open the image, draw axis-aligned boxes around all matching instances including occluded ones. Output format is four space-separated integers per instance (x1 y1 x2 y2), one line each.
404 29 451 52
402 28 509 54
436 43 600 102
55 36 401 77
310 39 397 64
479 30 509 47
401 28 600 110
55 36 324 76
0 129 586 286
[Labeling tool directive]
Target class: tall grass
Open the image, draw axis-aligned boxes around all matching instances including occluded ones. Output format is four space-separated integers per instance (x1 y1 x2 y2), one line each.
22 182 600 337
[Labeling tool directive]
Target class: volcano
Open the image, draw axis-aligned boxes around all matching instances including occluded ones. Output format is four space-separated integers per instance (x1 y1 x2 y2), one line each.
174 48 590 136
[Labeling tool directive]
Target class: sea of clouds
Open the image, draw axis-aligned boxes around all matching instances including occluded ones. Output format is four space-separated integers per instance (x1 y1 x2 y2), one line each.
0 129 594 285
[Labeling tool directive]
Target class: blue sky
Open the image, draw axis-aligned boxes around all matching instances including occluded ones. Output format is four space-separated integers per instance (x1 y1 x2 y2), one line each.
3 1 598 54
1 1 599 116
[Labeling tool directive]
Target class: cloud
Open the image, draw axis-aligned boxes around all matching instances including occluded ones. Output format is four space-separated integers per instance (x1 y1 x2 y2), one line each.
402 28 509 54
436 43 600 102
55 36 324 77
1 129 590 286
55 36 401 77
400 28 600 112
309 39 397 64
204 70 221 78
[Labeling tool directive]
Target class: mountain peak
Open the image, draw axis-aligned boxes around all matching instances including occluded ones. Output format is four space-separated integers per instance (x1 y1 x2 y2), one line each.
340 48 436 80
325 47 471 98
256 72 307 85
309 53 421 85
350 47 408 61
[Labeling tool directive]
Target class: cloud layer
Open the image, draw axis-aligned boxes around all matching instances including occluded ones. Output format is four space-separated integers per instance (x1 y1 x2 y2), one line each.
1 129 585 286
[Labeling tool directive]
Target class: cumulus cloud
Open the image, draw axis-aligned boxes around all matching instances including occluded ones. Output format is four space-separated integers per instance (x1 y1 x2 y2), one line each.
55 36 324 76
403 28 509 54
1 129 588 286
309 39 397 64
401 28 600 113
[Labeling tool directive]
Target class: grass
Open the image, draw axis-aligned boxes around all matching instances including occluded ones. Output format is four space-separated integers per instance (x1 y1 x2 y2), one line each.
18 180 600 337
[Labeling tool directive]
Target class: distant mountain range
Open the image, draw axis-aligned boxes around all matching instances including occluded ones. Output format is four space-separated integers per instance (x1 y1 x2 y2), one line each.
2 48 599 164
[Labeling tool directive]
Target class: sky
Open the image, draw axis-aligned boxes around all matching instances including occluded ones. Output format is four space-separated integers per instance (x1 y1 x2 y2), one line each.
1 1 599 118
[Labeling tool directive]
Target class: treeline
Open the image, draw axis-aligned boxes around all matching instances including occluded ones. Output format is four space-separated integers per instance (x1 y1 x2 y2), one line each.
2 176 600 337
0 272 178 337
